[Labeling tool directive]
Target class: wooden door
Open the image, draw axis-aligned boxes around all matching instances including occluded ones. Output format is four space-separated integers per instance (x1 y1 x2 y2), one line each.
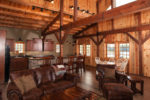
0 30 6 83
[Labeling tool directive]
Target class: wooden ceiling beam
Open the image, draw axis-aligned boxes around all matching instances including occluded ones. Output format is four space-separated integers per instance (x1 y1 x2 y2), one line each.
0 15 47 26
73 23 97 37
0 17 46 28
0 13 51 24
0 23 42 30
0 20 44 29
45 0 150 35
42 14 60 35
125 32 139 44
74 24 150 39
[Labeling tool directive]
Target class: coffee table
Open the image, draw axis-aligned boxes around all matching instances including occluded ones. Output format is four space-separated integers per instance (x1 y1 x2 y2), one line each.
41 87 92 100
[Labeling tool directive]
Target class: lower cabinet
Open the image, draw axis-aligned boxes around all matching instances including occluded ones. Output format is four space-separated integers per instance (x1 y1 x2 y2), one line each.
10 57 28 72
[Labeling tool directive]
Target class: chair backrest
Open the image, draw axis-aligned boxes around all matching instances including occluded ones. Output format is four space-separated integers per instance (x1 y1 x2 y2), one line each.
95 57 101 64
116 58 123 66
77 56 84 62
120 59 128 71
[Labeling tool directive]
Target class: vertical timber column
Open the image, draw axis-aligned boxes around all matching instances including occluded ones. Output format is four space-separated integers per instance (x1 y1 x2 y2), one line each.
74 0 78 55
74 0 78 21
137 12 143 76
0 30 6 83
96 1 100 57
60 0 64 57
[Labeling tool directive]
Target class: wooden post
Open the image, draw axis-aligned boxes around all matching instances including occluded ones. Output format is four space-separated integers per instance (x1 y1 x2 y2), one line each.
96 1 100 57
0 30 6 83
42 36 46 51
74 0 78 21
59 0 64 57
136 12 143 76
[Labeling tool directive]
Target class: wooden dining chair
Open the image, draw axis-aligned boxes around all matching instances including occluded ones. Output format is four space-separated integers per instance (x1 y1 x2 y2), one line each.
76 56 85 73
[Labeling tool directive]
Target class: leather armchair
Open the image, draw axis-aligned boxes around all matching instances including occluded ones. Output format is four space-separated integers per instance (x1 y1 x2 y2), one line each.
96 67 128 90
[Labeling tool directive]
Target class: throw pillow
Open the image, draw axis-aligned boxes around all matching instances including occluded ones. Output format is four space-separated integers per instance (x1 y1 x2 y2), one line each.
14 76 25 94
22 75 37 92
52 65 66 81
14 75 37 95
104 68 115 79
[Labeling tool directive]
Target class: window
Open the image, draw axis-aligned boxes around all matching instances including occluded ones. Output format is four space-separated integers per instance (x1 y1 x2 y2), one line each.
86 45 91 56
15 42 24 53
107 44 115 58
79 45 84 55
107 6 111 11
116 0 136 7
119 43 129 59
56 44 60 53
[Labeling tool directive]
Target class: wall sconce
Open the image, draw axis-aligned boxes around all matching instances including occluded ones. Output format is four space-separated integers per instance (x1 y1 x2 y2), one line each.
32 6 35 10
69 6 74 10
81 10 86 13
41 8 43 12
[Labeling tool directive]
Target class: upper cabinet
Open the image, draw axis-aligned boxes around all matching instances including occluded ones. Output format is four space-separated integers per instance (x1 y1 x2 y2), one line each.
26 38 54 51
33 38 42 51
44 39 54 51
6 39 15 52
26 40 33 51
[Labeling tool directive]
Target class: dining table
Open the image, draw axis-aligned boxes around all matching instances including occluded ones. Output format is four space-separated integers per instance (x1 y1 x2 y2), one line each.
96 61 116 74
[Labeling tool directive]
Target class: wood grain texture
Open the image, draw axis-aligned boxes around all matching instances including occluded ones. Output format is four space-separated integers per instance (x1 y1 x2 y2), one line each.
0 30 6 83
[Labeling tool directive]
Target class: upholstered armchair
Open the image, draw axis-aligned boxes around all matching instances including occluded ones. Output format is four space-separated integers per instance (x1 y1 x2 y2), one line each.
116 59 128 74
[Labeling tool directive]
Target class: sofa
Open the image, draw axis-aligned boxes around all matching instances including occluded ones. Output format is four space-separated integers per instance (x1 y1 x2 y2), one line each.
7 66 79 100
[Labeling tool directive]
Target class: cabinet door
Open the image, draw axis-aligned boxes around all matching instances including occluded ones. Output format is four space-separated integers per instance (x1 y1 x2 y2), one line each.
26 40 33 51
44 40 54 51
6 39 14 52
33 38 42 51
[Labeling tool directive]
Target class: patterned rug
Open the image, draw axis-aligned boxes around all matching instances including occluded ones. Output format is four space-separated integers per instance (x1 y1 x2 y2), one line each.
90 92 106 100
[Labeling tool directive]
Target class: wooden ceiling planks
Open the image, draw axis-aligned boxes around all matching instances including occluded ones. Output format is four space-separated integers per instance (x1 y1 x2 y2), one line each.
44 0 150 36
0 0 97 32
7 0 96 18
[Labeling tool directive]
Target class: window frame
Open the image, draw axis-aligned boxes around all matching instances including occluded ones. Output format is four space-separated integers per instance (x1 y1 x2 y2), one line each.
106 43 116 58
56 44 60 53
115 0 136 7
79 44 84 56
119 42 130 59
15 42 25 53
86 44 91 56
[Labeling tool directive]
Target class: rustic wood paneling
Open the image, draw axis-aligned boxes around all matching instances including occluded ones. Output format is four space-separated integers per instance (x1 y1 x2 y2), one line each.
0 30 6 83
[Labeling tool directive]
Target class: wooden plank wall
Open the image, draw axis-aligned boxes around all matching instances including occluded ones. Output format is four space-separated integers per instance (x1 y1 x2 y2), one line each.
76 9 150 77
0 30 6 83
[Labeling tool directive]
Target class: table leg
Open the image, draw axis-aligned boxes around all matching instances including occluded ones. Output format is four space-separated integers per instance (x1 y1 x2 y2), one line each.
141 81 144 95
131 82 136 94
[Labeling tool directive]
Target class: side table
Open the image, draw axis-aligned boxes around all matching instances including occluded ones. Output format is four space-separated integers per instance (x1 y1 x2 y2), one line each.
127 75 144 95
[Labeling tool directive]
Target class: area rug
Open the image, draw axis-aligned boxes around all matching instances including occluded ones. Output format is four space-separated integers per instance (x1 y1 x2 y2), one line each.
90 92 106 100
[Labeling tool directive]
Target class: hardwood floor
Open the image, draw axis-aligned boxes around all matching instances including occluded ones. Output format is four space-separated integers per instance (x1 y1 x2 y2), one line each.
78 67 150 100
1 67 150 100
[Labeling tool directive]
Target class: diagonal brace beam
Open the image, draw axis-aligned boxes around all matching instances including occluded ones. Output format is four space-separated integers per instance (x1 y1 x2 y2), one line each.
42 14 60 35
